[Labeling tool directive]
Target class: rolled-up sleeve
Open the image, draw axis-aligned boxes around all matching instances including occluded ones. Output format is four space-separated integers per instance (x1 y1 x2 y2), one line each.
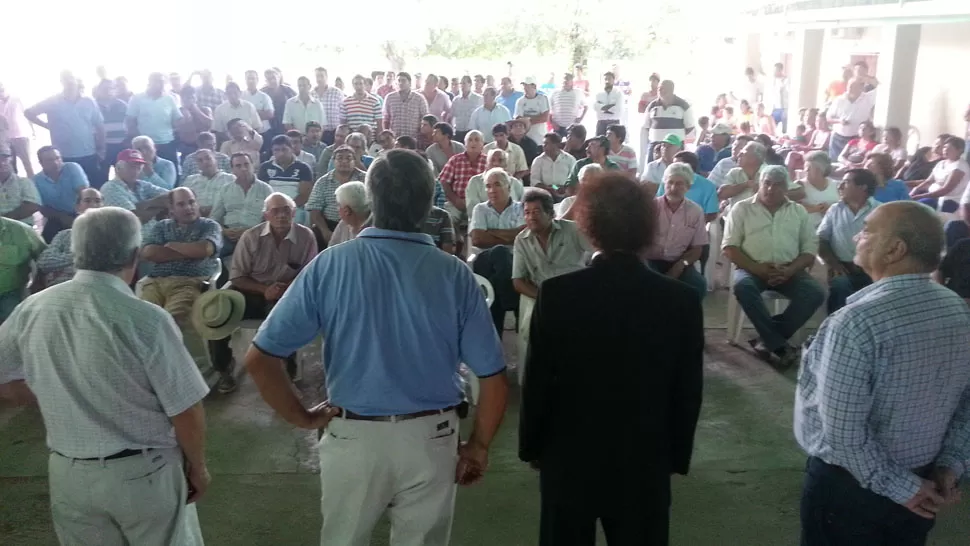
511 238 528 280
200 219 223 255
144 313 209 416
457 267 505 378
253 256 323 358
468 204 487 231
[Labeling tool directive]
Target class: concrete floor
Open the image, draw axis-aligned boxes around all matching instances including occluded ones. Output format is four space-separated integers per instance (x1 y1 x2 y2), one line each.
2 291 969 545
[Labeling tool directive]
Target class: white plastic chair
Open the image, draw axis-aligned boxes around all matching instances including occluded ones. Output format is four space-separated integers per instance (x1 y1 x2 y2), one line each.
516 295 536 386
725 264 805 346
463 274 495 405
705 217 723 292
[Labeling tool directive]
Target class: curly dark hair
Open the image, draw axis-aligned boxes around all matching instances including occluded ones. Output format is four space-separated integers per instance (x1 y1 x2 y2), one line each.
574 173 655 254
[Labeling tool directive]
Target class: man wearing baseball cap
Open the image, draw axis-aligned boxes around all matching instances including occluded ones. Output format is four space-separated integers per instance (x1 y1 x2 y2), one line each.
564 135 621 188
641 133 684 193
100 149 170 237
695 123 733 176
514 77 550 147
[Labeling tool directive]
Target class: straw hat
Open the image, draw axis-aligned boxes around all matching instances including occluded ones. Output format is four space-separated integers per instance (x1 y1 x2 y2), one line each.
192 290 246 340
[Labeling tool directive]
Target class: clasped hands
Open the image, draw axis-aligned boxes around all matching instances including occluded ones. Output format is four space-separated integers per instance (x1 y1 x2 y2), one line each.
906 467 962 519
752 262 796 287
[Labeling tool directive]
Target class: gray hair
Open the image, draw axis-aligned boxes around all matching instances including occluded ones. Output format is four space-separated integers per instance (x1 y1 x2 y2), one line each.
744 141 766 162
760 165 790 187
804 150 833 177
366 149 433 231
72 207 142 273
334 181 370 215
263 191 296 212
131 135 155 149
578 163 603 182
345 132 367 148
464 130 484 145
484 167 511 188
485 148 508 167
663 162 694 185
888 201 944 272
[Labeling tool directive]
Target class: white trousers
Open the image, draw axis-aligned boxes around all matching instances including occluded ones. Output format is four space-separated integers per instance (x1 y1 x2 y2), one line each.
318 411 459 546
48 447 204 546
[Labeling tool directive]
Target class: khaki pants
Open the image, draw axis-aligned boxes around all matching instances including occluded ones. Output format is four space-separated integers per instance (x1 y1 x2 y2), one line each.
318 411 459 546
141 277 213 380
49 448 204 546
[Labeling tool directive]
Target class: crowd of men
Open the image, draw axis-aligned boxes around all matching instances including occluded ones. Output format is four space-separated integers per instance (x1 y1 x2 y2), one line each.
1 62 970 546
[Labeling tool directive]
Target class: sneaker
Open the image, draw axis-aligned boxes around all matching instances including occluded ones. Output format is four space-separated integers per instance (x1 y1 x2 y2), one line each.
216 373 237 394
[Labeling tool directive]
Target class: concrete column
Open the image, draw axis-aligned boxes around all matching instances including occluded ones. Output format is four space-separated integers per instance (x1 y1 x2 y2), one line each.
872 24 922 131
788 29 825 114
743 33 763 74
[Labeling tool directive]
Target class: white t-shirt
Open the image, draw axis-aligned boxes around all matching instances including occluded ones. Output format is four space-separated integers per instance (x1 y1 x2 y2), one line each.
826 91 877 137
593 89 624 121
872 144 907 165
736 78 764 106
931 158 970 201
514 94 551 145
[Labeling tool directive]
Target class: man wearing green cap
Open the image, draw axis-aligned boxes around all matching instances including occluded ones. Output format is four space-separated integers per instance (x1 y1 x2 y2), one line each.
641 133 683 195
563 136 621 189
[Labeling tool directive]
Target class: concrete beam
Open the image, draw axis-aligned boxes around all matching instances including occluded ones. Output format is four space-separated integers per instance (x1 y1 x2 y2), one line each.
872 24 922 131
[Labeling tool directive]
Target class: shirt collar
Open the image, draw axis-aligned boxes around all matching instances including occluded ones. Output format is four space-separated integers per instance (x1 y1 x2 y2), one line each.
260 221 298 242
846 273 931 306
73 270 135 296
522 219 561 239
357 227 435 246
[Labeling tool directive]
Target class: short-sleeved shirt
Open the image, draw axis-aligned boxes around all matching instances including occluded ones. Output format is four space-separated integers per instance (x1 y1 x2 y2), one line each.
424 89 452 121
181 172 235 210
241 89 275 133
531 152 577 189
566 158 621 187
469 199 525 236
137 157 178 190
282 97 327 134
33 163 90 214
258 158 313 205
608 145 638 173
383 90 429 140
469 104 512 143
252 227 505 416
550 88 585 128
143 218 222 278
874 179 911 203
0 172 42 223
0 270 209 458
126 93 182 144
311 86 346 131
465 175 525 214
647 197 709 261
210 179 274 229
211 100 263 134
722 196 818 264
451 92 484 132
305 169 367 222
484 141 528 174
514 94 551 145
512 219 589 285
655 173 720 215
101 178 167 212
426 141 465 174
497 90 523 114
261 84 297 131
439 152 488 199
340 93 383 134
36 229 74 286
99 98 129 145
230 222 318 285
30 95 104 158
817 198 879 262
722 166 766 206
929 158 970 201
0 216 46 294
422 206 455 248
181 150 232 178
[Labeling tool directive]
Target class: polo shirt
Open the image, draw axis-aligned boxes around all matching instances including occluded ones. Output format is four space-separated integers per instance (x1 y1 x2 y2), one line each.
305 169 367 222
645 95 695 144
0 216 46 294
655 173 720 215
241 89 275 133
211 100 262 134
340 93 383 134
229 222 318 285
514 94 551 145
422 206 455 247
126 93 182 144
0 172 42 223
512 219 589 285
817 198 878 262
30 94 104 158
468 104 511 143
33 163 90 214
497 90 523 114
873 179 911 203
722 196 818 264
550 88 585 128
531 152 577 189
143 217 223 278
210 179 274 229
258 158 313 206
252 227 506 415
282 97 327 134
565 158 621 187
98 98 129 145
647 197 708 262
469 199 525 239
181 171 236 210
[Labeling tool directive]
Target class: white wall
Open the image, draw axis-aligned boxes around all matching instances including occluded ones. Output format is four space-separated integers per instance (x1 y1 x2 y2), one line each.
910 21 970 146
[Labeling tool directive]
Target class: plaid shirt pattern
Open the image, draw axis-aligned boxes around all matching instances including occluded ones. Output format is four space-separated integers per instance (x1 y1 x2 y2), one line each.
143 218 223 278
795 274 970 504
196 85 226 111
306 169 367 222
438 152 487 199
382 91 429 140
311 86 346 131
181 150 232 177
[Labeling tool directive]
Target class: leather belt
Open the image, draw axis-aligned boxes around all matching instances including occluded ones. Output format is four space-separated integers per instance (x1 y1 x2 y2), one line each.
56 448 150 461
339 405 460 423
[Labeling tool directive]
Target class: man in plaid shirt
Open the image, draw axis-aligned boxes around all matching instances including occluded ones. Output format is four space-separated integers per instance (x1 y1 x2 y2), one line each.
311 67 345 145
796 201 970 545
438 130 487 225
193 70 226 111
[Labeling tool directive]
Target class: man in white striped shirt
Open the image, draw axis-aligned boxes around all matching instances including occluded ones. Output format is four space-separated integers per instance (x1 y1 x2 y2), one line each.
451 76 483 142
550 74 586 138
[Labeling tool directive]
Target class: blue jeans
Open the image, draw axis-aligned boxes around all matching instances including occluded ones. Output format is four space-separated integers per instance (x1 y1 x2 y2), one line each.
732 269 824 352
828 133 851 161
916 197 959 213
827 262 872 314
944 219 970 250
647 259 707 300
772 108 787 134
0 290 25 324
801 457 934 546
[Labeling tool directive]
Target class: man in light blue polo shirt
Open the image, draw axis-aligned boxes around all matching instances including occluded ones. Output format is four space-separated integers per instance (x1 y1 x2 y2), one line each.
24 71 105 186
245 149 508 546
33 146 90 242
126 72 182 167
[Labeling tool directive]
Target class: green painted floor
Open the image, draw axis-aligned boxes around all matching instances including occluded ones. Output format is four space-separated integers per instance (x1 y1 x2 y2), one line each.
2 323 969 545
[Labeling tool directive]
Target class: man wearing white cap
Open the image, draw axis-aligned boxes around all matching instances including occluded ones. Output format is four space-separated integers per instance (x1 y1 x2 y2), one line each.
514 77 551 147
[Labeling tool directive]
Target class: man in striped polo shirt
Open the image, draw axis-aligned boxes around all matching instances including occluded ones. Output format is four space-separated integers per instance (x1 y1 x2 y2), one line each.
642 79 695 173
341 75 383 136
550 74 586 138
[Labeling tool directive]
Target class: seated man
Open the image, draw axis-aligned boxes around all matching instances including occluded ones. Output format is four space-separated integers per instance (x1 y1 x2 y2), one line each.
438 130 488 225
37 188 103 287
313 124 350 178
559 163 603 219
425 122 465 174
0 149 41 224
33 146 90 242
565 135 620 187
817 168 880 313
286 129 318 167
208 192 317 392
722 165 824 368
640 133 682 194
469 167 526 334
140 187 223 382
645 163 709 299
465 148 525 212
0 215 46 323
303 121 327 162
531 132 577 197
100 149 170 239
484 122 529 180
258 135 314 227
657 151 720 271
210 153 274 256
181 149 235 217
132 136 178 190
181 131 231 177
307 146 367 248
717 140 766 207
330 181 371 246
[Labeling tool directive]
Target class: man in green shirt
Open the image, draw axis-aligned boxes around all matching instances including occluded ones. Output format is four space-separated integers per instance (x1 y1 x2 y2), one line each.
564 135 621 188
0 216 46 323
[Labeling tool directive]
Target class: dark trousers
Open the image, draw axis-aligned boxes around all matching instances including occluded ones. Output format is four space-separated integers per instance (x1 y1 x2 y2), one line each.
944 219 969 251
828 133 851 161
552 125 569 138
540 465 670 546
595 119 619 137
646 259 707 300
64 154 104 188
801 457 934 546
322 130 336 146
208 290 294 373
772 108 787 134
827 262 872 314
313 218 340 251
41 215 72 244
916 197 959 213
154 141 179 173
471 245 517 334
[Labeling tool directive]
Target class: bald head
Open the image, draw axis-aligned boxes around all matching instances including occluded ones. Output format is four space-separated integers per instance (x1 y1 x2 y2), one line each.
856 201 943 278
76 188 103 214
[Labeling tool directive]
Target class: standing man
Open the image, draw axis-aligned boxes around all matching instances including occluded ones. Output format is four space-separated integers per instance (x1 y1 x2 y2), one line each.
245 149 509 545
382 73 429 141
593 72 623 137
92 80 129 186
376 71 396 98
550 73 587 138
0 82 34 177
642 80 695 172
261 68 296 159
469 87 511 144
422 75 453 123
514 77 551 147
767 63 789 134
283 77 327 136
33 146 90 241
797 201 970 545
242 70 275 144
733 67 764 106
451 76 483 143
341 75 383 136
311 67 345 145
497 77 523 114
0 207 210 544
212 82 262 140
826 78 877 160
25 71 106 185
192 69 226 111
124 73 182 167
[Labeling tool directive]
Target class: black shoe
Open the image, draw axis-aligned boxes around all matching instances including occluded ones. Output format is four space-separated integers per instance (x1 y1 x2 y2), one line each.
776 346 801 370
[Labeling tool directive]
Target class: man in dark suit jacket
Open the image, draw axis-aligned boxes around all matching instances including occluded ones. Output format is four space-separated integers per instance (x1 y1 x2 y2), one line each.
519 172 705 546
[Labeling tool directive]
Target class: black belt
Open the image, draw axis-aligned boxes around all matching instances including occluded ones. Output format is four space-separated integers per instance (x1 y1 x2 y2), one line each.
56 448 150 461
339 404 462 422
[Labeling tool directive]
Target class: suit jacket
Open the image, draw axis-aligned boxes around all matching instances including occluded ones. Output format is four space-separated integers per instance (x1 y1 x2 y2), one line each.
518 252 704 476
